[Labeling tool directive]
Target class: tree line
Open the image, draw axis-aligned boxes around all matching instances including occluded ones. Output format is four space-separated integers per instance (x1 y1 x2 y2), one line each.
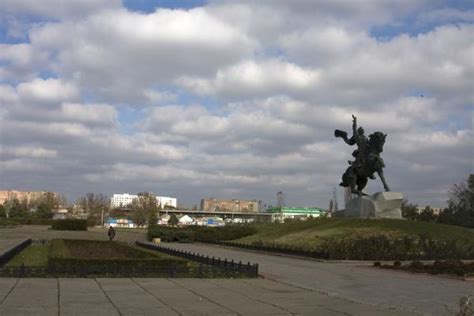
0 192 65 219
402 174 474 228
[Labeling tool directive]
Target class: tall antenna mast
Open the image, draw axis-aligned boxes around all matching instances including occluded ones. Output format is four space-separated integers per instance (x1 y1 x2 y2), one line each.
344 186 353 207
277 191 285 210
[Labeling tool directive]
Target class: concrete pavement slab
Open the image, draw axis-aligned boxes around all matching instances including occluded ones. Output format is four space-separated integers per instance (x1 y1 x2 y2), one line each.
0 278 17 302
97 278 178 316
135 278 238 315
0 239 28 254
0 278 58 316
59 278 119 316
173 278 291 315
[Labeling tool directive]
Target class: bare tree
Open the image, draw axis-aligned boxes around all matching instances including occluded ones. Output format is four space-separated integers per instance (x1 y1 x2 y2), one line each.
77 193 110 224
130 192 158 228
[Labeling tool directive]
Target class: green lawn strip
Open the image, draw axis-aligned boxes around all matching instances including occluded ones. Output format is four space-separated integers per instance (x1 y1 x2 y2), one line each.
6 244 50 267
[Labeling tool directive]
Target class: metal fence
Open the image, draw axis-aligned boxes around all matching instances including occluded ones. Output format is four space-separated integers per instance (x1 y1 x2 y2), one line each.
136 241 259 277
0 264 250 278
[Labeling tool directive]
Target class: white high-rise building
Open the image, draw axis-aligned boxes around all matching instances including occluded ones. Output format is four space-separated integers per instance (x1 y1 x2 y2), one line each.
157 196 177 208
110 193 177 209
110 193 138 208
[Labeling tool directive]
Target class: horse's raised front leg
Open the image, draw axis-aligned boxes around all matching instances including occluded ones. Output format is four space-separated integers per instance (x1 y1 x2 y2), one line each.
377 170 390 192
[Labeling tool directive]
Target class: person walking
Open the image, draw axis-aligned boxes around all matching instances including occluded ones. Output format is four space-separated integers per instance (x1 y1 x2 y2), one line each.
108 226 116 241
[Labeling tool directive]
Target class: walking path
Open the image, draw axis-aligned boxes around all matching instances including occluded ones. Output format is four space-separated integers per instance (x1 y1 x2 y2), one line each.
160 242 474 315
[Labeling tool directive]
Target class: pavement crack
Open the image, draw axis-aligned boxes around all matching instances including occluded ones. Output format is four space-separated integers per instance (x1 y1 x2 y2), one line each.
57 278 60 316
93 278 122 316
0 277 20 305
207 279 295 315
130 278 182 316
166 278 241 316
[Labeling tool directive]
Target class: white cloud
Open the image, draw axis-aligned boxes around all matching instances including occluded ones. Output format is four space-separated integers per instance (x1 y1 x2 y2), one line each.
0 146 57 158
18 7 256 102
178 59 321 98
60 103 117 125
17 78 79 104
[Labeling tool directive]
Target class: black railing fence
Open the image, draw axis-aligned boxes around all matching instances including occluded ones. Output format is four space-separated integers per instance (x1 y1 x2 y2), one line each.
0 264 247 278
0 238 32 267
136 241 259 277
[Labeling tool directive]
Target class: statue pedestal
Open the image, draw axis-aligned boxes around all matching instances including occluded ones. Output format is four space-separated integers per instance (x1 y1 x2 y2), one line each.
343 192 403 219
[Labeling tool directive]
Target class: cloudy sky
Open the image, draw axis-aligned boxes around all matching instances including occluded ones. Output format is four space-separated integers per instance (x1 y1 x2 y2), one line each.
0 0 472 208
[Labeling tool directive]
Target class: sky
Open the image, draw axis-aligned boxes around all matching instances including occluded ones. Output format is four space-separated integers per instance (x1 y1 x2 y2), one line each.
0 0 473 209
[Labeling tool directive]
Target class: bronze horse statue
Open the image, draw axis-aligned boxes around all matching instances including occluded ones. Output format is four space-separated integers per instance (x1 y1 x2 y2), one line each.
336 116 390 196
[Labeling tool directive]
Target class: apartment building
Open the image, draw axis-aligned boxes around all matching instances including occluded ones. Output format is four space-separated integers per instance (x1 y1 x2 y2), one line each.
0 190 58 205
200 198 261 213
110 193 177 209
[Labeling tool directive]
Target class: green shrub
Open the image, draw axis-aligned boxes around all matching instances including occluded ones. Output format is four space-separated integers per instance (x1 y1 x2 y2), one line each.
191 225 258 242
0 218 19 226
147 225 257 243
175 230 195 243
317 234 474 260
409 261 425 270
148 226 178 242
15 218 53 225
51 219 88 231
373 261 381 267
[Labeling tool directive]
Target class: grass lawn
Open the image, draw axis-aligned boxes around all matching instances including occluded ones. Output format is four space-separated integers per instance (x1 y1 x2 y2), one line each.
235 218 474 249
6 244 50 267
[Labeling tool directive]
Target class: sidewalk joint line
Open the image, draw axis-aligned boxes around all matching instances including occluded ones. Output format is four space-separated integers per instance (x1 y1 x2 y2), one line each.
130 278 183 316
93 278 122 316
167 278 241 316
206 279 295 315
0 277 20 305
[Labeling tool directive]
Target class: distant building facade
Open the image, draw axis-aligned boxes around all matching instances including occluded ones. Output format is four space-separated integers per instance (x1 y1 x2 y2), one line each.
157 196 177 209
415 206 442 216
110 193 177 209
200 198 261 213
110 193 138 208
0 190 58 205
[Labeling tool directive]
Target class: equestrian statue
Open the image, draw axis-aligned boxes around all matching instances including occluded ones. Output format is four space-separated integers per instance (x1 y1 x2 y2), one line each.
335 115 390 196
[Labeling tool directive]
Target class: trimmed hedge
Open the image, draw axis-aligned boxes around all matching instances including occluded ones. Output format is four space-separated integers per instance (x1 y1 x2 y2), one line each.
48 239 188 269
51 219 88 231
379 259 474 277
234 234 474 260
15 218 53 225
0 218 19 227
317 234 474 260
147 225 258 243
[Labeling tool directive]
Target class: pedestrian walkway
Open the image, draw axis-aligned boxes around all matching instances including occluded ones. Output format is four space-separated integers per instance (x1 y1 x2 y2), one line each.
0 278 411 315
0 239 28 256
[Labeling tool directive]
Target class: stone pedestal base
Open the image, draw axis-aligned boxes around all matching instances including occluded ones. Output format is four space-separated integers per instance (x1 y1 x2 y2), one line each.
343 192 403 219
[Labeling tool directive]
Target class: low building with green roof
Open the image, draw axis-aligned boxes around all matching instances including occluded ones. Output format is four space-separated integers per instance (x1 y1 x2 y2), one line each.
266 207 326 222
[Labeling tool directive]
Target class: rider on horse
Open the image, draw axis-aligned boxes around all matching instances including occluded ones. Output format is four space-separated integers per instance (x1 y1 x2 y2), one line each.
335 115 390 196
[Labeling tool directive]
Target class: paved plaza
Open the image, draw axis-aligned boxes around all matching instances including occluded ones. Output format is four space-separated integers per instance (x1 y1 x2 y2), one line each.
1 226 473 315
0 277 412 316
